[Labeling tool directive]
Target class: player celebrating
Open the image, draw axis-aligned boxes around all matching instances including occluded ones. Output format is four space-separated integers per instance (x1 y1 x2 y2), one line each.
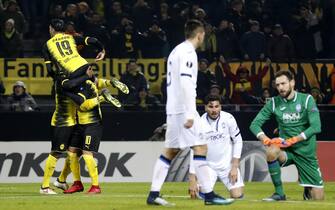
189 94 244 199
249 70 324 201
146 19 233 206
43 19 127 109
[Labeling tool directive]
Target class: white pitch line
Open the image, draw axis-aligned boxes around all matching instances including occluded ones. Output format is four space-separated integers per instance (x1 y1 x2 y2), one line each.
0 194 334 206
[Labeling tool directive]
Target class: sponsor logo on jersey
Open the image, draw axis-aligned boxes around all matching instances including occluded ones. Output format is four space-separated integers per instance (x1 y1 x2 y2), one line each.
296 103 302 112
207 133 225 142
283 112 301 123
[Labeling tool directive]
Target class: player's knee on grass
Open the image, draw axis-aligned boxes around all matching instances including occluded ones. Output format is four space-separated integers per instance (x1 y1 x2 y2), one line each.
162 148 180 160
311 188 324 200
230 187 243 199
192 145 208 156
266 145 281 161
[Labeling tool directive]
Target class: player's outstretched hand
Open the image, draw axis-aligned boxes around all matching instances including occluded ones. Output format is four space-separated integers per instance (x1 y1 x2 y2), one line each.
95 49 106 62
184 119 194 129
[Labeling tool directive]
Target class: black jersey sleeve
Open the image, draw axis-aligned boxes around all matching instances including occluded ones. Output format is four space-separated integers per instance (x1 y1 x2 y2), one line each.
42 44 55 79
74 35 104 51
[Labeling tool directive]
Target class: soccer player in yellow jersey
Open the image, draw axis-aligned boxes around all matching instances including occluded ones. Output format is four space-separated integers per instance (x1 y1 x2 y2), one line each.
52 78 122 194
40 19 127 194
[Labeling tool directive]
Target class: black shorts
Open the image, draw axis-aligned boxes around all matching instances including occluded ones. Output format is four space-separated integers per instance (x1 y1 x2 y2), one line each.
72 122 102 152
51 126 74 152
69 125 84 149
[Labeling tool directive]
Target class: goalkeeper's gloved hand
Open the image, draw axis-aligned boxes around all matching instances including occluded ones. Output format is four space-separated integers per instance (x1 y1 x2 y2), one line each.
262 137 271 146
270 137 285 146
280 136 299 148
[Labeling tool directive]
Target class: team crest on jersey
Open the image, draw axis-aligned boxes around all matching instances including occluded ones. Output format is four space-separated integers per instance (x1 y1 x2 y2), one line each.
295 103 302 112
283 112 301 123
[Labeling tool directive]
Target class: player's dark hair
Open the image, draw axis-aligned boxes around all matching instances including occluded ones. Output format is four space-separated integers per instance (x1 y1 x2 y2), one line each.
50 19 65 32
204 94 221 105
274 70 294 81
184 19 204 39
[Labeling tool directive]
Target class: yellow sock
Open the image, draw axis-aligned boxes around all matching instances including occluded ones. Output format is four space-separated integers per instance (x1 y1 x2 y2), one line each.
58 156 71 182
68 152 81 182
42 154 57 188
83 154 99 186
79 98 99 111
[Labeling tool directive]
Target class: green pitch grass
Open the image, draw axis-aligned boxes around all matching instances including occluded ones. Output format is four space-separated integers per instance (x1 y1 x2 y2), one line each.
0 182 334 210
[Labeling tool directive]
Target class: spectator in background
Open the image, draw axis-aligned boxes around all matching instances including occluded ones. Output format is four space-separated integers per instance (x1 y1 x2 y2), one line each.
241 87 272 104
0 0 26 35
263 23 273 50
196 58 216 102
158 2 173 51
7 81 39 112
106 0 125 32
63 4 81 33
310 87 325 104
120 59 148 104
226 0 248 38
240 20 265 60
219 56 270 104
83 13 111 57
135 87 161 110
114 20 141 58
0 18 23 58
141 20 167 58
194 8 207 24
49 4 64 20
216 19 240 59
329 67 335 104
132 0 154 33
291 4 321 59
208 84 230 104
267 24 295 61
198 23 217 60
76 1 93 32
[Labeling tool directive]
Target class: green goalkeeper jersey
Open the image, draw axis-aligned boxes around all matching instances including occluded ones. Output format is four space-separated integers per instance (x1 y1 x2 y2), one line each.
250 92 321 157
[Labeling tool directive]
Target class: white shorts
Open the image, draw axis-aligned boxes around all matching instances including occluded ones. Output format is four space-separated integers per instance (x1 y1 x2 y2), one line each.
207 166 244 191
165 113 206 149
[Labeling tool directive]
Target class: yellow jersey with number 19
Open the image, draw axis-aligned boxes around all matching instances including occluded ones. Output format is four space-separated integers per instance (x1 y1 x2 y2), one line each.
46 33 88 73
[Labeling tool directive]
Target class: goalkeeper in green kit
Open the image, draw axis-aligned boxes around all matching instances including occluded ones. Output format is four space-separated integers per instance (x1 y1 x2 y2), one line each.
250 70 324 201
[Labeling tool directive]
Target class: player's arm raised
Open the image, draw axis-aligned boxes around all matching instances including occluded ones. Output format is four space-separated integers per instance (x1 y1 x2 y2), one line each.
74 36 105 61
180 52 197 128
249 98 274 145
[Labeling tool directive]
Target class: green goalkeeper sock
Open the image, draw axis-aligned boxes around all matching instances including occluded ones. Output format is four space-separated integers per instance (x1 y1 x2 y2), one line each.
268 160 284 196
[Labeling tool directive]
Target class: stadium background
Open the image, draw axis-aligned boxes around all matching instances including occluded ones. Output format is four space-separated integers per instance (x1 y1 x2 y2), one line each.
0 0 334 192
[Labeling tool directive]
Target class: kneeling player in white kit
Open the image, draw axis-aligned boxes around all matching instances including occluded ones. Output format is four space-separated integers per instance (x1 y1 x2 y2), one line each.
146 20 234 206
189 94 244 199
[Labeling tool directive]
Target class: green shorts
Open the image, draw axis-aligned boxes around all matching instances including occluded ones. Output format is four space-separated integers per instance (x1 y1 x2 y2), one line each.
281 150 323 188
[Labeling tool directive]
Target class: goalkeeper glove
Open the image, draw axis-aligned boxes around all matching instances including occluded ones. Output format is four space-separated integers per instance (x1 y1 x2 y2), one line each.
280 136 299 148
262 137 271 146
